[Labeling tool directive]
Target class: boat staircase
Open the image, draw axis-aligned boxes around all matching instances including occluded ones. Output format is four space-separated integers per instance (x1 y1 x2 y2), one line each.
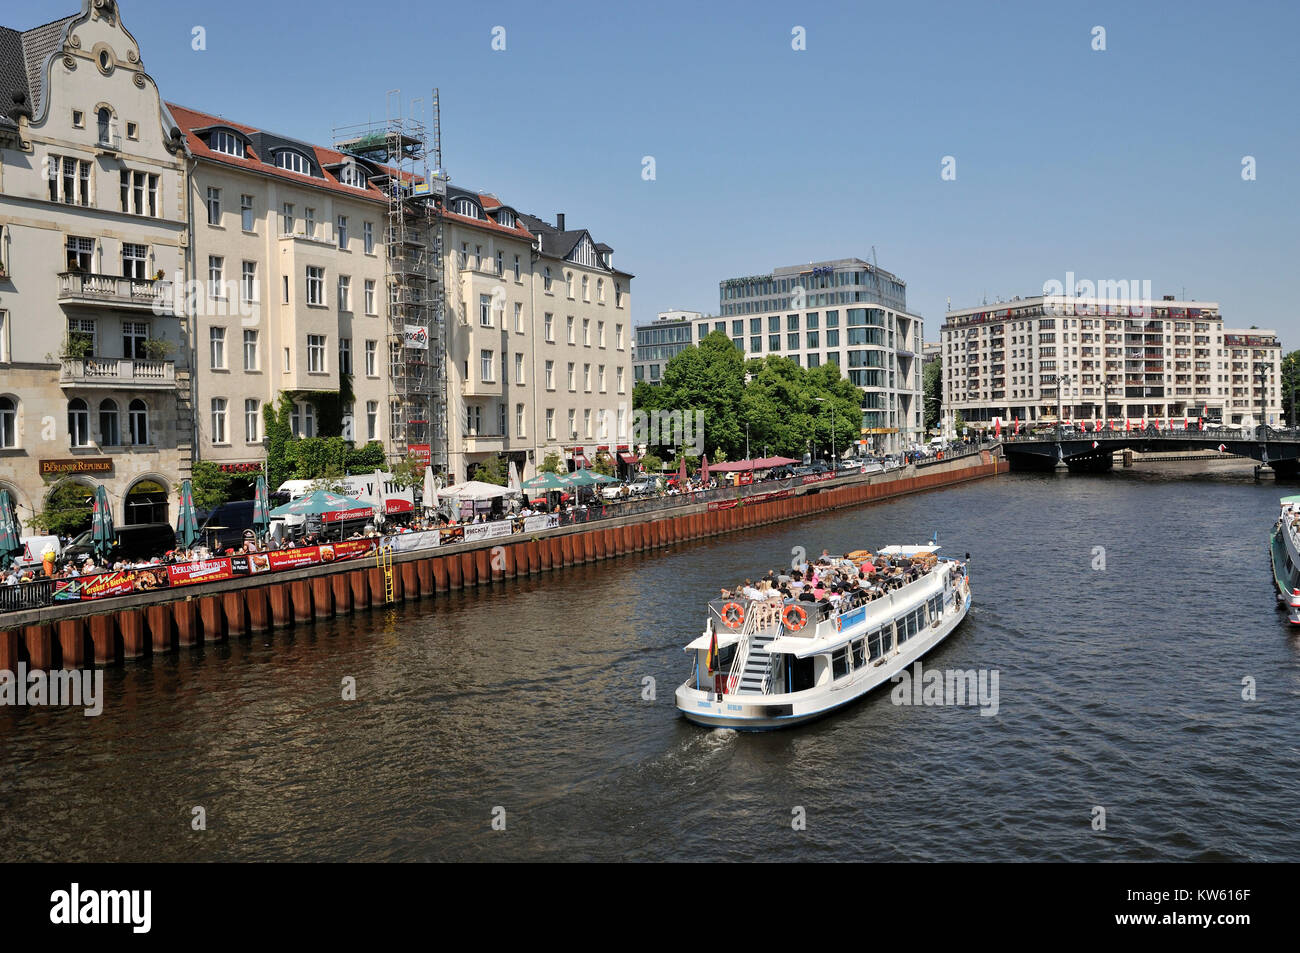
727 605 783 695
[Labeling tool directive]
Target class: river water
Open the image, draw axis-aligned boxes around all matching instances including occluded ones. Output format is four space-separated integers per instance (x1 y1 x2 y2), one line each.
2 461 1297 862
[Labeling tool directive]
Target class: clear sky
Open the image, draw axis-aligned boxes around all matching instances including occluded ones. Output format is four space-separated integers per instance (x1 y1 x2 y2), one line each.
8 0 1299 342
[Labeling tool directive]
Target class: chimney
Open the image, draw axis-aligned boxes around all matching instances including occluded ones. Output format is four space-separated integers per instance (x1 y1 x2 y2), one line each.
556 212 565 231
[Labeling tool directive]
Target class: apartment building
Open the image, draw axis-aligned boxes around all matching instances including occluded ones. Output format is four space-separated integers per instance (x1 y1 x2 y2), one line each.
0 0 191 528
694 258 924 453
940 294 1283 426
169 104 394 469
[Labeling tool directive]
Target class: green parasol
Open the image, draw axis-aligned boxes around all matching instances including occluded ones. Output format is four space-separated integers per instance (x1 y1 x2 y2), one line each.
91 484 114 564
176 479 199 549
253 473 270 541
0 490 21 570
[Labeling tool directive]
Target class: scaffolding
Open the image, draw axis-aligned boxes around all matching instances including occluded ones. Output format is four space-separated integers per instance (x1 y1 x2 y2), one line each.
334 89 448 474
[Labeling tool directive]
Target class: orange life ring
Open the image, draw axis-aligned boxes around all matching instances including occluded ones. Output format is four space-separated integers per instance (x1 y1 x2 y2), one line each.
721 602 745 629
783 604 808 631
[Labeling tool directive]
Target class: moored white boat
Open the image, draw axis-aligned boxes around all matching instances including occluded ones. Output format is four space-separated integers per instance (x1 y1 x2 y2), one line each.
675 545 971 730
1269 496 1300 624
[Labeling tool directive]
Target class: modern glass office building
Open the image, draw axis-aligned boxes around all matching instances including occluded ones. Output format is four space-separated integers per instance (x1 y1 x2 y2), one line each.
691 259 925 453
634 310 699 383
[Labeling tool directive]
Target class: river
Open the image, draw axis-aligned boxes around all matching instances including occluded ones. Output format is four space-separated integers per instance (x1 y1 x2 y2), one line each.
2 460 1297 861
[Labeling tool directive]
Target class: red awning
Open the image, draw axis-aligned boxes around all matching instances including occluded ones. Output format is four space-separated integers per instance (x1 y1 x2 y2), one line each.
574 454 589 469
618 452 639 465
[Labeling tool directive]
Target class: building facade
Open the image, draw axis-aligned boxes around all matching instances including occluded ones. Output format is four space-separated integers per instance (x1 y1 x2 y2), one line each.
441 200 634 482
169 104 395 469
634 309 698 384
940 294 1283 426
695 258 924 452
0 0 191 529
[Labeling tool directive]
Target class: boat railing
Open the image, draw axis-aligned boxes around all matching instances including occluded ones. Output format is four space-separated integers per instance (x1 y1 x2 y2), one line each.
724 604 762 694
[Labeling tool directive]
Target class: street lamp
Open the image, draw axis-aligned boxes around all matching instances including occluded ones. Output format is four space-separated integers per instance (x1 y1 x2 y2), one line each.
814 397 836 464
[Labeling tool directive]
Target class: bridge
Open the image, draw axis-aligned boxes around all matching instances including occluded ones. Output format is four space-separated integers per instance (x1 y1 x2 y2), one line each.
1000 426 1300 475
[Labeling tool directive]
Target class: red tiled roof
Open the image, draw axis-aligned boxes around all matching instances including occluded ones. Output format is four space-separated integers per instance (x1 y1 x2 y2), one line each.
167 102 392 204
443 207 537 242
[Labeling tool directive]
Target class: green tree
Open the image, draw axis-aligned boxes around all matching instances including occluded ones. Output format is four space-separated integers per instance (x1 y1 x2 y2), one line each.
539 451 563 474
653 331 745 458
470 454 508 486
389 454 425 491
285 436 351 480
953 410 967 435
1282 351 1300 428
188 460 233 511
641 452 663 473
923 357 942 431
25 481 93 537
591 454 616 477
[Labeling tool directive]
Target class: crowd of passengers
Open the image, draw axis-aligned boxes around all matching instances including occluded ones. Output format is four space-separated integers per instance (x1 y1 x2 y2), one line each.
719 548 963 621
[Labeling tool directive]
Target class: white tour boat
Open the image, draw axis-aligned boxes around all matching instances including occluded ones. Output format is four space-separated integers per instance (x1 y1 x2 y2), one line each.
1269 496 1300 624
675 545 972 730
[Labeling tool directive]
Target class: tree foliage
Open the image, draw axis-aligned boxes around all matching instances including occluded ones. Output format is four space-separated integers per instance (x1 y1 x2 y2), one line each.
539 451 563 474
470 454 509 486
25 481 93 537
1283 350 1300 428
188 460 232 512
639 333 863 461
923 356 942 431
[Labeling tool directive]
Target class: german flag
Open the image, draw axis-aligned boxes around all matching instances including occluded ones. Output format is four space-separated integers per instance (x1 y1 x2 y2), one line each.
705 630 719 673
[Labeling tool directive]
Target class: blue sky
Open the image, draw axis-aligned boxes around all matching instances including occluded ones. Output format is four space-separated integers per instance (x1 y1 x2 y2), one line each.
10 0 1299 342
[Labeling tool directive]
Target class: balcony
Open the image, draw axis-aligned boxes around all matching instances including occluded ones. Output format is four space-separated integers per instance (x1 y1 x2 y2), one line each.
59 272 173 313
60 357 176 389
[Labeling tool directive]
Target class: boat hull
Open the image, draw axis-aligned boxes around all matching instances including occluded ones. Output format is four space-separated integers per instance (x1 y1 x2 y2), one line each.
676 587 971 730
1270 521 1300 624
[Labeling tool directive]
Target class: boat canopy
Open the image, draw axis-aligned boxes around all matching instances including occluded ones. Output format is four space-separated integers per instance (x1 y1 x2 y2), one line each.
683 630 742 652
876 544 941 556
1280 496 1300 505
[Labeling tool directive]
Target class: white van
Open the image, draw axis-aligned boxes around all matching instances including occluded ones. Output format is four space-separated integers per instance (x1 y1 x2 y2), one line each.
16 535 61 568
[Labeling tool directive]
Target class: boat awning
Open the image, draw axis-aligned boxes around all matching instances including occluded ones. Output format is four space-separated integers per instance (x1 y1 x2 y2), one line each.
876 544 941 556
683 630 742 652
764 635 826 658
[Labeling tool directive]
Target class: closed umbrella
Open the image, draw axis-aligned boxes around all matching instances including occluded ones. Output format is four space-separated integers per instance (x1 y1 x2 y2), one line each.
700 455 710 486
253 473 270 541
177 479 199 549
91 484 114 564
423 465 438 513
0 490 20 570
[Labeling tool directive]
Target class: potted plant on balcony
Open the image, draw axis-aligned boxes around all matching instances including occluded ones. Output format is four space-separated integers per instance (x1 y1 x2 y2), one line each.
60 334 93 360
142 338 174 360
154 269 165 282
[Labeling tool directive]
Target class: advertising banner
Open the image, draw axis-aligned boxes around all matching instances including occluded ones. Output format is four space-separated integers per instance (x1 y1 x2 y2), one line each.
383 530 441 554
464 520 513 543
168 558 237 587
522 514 561 533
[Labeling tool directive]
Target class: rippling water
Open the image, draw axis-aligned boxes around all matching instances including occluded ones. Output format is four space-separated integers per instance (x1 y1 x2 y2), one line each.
3 460 1298 862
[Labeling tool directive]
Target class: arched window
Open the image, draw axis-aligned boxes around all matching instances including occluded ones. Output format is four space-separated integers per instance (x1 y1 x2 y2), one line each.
581 276 589 301
543 267 552 292
97 107 112 144
128 399 148 445
566 271 574 298
0 396 16 448
98 398 119 446
68 398 89 447
275 150 311 175
597 278 604 303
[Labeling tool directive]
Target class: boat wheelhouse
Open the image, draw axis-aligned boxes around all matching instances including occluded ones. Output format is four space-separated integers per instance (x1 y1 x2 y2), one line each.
675 545 971 730
1269 496 1300 624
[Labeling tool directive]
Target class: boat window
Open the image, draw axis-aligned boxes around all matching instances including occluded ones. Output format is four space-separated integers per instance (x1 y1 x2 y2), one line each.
868 629 884 660
852 639 866 668
832 647 849 679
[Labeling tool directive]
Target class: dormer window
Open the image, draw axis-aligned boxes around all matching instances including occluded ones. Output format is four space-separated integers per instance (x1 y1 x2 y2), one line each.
496 210 515 228
453 198 483 219
210 130 245 158
275 150 311 175
339 163 368 189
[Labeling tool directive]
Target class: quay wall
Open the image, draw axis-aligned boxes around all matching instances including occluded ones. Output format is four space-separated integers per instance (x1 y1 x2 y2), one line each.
0 451 1005 672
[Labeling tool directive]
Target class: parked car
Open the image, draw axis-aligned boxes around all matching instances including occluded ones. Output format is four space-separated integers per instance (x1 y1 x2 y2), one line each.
792 465 817 477
837 458 861 471
768 465 795 480
63 522 176 565
809 461 832 474
15 535 61 569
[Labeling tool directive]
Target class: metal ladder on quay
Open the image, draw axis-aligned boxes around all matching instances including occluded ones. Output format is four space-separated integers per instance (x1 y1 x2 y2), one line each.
376 544 394 603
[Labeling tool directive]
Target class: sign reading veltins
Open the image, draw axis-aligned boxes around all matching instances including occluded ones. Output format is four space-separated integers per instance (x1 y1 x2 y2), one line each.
40 458 113 476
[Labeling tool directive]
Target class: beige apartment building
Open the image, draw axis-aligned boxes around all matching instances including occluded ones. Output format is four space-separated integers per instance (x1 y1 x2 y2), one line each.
940 294 1283 427
169 104 394 469
0 0 191 528
443 192 633 482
